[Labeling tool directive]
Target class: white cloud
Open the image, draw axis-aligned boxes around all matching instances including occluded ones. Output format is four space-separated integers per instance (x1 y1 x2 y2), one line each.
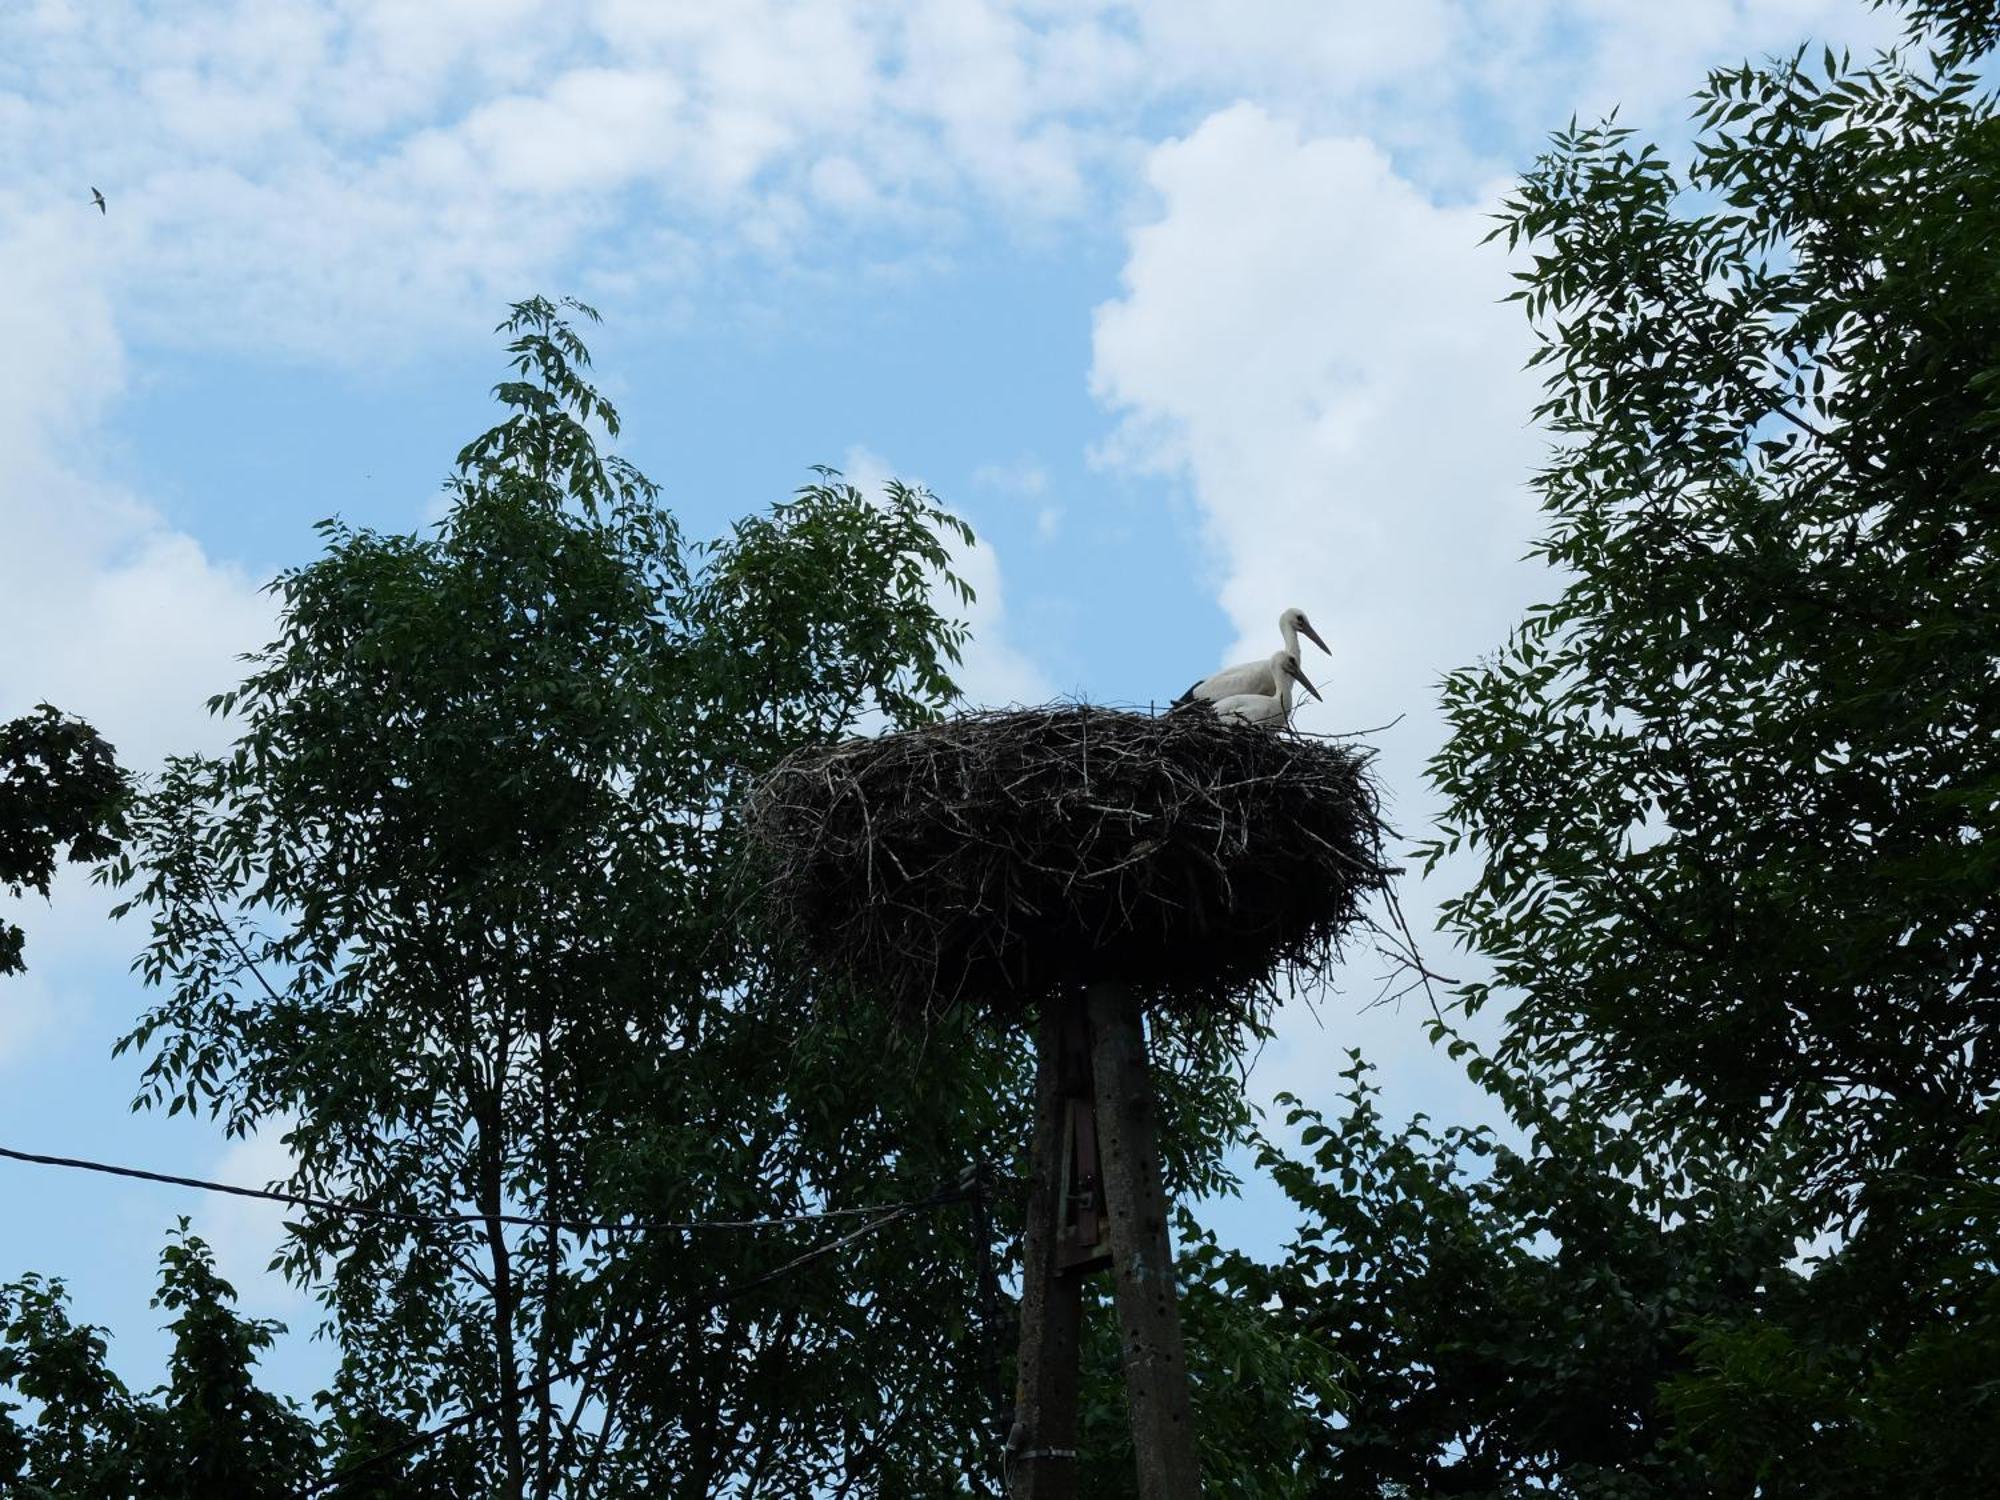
443 68 690 196
1122 0 1460 104
1 1 1133 355
1091 104 1546 1125
941 522 1055 707
1 0 1920 1194
0 215 272 1071
0 218 272 771
1093 105 1542 692
196 1123 311 1316
841 446 1053 709
0 0 1900 362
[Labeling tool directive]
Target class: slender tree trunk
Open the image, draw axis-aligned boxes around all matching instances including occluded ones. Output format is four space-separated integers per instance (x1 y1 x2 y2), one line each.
575 1311 641 1500
534 1009 559 1500
683 1300 739 1498
477 1084 527 1500
1086 981 1200 1499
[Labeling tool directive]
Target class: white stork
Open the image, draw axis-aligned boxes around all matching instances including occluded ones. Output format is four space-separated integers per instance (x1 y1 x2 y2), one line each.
1211 650 1320 727
1174 607 1330 706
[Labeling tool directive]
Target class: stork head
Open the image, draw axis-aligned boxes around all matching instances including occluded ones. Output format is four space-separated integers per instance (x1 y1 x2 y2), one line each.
1281 606 1331 656
1277 650 1323 702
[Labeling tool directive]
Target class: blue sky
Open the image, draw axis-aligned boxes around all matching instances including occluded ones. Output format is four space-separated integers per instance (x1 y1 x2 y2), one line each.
3 0 1902 1405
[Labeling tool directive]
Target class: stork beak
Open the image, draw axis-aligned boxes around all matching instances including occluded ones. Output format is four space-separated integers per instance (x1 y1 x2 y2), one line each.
1286 660 1323 702
1297 616 1331 655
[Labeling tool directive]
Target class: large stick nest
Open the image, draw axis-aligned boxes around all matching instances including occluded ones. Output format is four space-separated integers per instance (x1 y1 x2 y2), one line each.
744 704 1392 1025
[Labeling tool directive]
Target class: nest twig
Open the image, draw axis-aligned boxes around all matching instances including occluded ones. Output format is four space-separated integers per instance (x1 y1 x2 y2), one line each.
744 703 1393 1026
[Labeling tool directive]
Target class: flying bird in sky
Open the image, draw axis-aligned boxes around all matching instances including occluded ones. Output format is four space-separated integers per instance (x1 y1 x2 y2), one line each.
89 187 106 214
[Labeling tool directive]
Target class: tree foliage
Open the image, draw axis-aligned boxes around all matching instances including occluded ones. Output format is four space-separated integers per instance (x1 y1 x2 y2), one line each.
0 705 126 975
101 297 1255 1497
1416 4 2000 1491
1876 0 2000 61
104 297 1006 1497
0 1224 319 1499
1233 1058 1804 1497
1431 6 1999 1253
24 4 2000 1490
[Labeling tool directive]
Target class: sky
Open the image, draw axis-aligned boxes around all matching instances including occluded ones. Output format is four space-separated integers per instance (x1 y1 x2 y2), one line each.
1 0 1905 1407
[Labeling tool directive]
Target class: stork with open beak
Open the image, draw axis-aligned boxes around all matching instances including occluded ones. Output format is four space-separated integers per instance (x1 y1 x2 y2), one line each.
1174 606 1331 706
1211 650 1320 727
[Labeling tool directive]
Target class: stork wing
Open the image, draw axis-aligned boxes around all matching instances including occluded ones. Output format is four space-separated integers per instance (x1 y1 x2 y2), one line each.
1180 656 1278 705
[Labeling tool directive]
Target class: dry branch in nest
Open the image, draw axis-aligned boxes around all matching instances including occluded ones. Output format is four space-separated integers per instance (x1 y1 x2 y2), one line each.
744 704 1393 1026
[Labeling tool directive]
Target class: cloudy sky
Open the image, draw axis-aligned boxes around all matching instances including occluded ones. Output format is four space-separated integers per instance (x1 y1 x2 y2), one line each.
2 0 1900 1399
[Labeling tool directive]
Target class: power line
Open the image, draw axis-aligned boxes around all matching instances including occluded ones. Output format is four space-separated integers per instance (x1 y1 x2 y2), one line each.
311 1187 959 1496
0 1142 958 1234
6 1140 1001 1486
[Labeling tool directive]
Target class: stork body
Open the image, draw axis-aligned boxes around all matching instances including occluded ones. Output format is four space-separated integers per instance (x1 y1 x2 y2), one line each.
1175 606 1330 706
1212 650 1318 727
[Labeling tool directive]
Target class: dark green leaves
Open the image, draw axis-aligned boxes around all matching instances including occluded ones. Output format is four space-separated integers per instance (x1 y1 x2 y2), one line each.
1432 19 2000 1217
104 297 1033 1497
1875 0 2000 64
0 1226 317 1500
1418 10 2000 1493
0 705 127 975
686 470 974 764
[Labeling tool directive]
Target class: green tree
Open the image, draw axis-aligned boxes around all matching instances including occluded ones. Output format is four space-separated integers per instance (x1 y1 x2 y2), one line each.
1214 1052 2000 1497
1070 1215 1345 1499
109 297 1018 1498
0 1223 319 1499
1418 1 2000 1490
0 705 126 975
1223 1057 1802 1498
105 298 1258 1497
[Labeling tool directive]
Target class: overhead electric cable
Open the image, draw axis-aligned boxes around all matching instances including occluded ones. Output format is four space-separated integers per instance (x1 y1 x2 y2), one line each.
0 1142 956 1234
